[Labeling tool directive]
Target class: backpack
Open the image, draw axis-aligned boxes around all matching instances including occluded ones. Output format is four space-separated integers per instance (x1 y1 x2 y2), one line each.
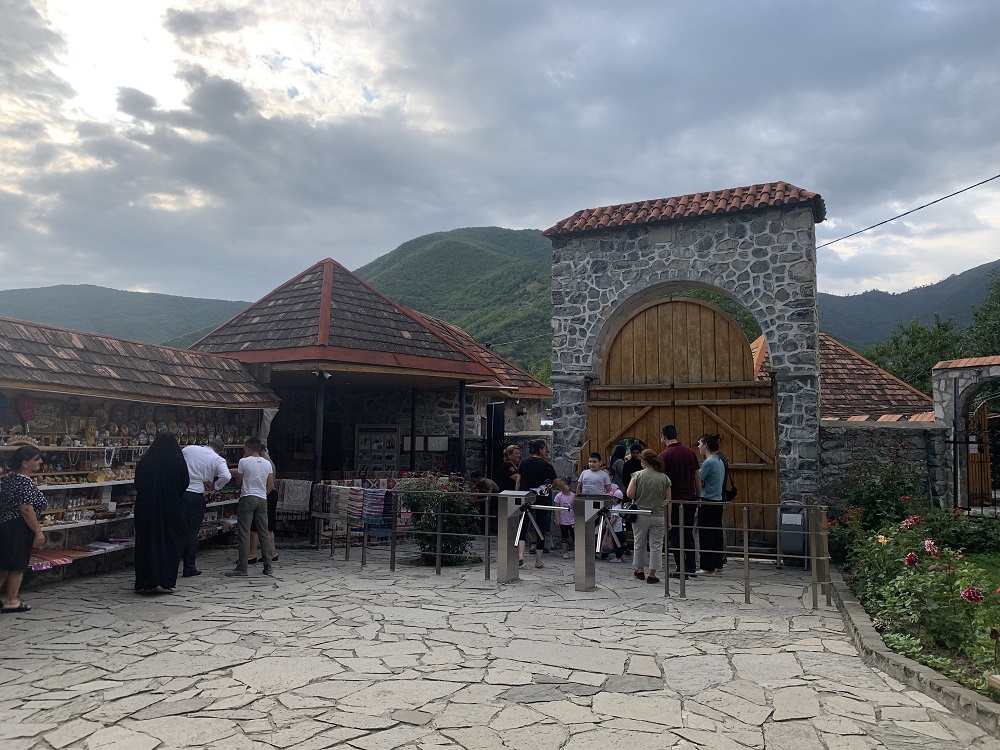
721 456 737 502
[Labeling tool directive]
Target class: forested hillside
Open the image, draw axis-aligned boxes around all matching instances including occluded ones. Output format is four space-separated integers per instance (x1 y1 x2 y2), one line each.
355 228 553 377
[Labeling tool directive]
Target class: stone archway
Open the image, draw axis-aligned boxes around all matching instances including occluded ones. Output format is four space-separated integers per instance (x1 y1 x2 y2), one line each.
544 182 825 504
932 356 1000 507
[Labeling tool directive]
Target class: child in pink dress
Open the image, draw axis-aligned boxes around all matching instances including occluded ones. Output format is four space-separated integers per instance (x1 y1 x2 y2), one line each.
552 477 576 559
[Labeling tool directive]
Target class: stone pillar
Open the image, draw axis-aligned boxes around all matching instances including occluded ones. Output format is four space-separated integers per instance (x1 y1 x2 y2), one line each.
551 373 587 479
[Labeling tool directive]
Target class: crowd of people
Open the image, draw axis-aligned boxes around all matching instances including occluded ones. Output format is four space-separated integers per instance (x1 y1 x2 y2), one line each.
492 424 732 584
0 433 279 613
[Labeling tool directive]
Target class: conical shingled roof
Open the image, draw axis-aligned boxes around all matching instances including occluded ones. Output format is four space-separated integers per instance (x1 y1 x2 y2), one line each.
412 311 552 398
750 334 933 421
191 259 495 379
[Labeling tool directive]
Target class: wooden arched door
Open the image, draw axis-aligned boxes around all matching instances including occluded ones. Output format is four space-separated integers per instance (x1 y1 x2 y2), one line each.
583 298 779 533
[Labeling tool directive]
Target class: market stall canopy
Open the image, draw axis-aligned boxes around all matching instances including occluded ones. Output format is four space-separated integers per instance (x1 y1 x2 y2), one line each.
0 317 279 408
412 311 551 398
751 333 933 422
190 259 498 389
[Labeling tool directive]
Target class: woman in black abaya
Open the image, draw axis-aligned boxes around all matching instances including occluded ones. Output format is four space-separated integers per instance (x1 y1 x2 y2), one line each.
134 431 189 594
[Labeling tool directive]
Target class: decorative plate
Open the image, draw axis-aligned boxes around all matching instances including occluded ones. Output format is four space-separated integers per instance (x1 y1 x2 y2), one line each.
153 406 167 422
168 421 178 433
67 397 81 414
129 403 142 419
222 432 232 444
145 421 157 435
196 408 206 423
177 421 187 435
92 409 109 428
179 435 188 446
111 405 128 423
138 434 148 446
197 424 206 435
108 422 119 436
128 421 139 436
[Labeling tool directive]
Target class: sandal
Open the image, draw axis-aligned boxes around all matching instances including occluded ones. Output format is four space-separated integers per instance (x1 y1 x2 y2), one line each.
1 601 31 613
634 570 645 580
535 561 544 568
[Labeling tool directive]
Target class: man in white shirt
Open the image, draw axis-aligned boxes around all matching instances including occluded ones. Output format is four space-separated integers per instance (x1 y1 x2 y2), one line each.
226 437 275 577
181 438 231 577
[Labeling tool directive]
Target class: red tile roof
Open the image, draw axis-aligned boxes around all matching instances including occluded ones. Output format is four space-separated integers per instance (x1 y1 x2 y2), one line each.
412 312 552 398
750 334 933 421
191 260 496 380
933 356 1000 370
543 181 826 236
0 317 279 407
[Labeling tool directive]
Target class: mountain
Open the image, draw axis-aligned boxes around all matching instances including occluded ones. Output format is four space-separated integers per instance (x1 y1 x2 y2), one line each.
0 235 995 379
0 285 249 346
817 259 1000 349
355 227 553 376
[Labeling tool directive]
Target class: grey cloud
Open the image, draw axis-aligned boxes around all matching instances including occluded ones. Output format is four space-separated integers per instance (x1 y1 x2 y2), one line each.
2 0 1000 299
162 5 259 38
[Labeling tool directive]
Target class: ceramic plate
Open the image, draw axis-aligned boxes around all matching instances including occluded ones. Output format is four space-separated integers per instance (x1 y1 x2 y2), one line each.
128 421 139 436
168 421 178 433
108 422 119 436
145 421 157 435
92 409 109 428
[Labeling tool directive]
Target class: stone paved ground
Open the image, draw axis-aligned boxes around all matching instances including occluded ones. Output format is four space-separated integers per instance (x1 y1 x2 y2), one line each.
2 545 999 750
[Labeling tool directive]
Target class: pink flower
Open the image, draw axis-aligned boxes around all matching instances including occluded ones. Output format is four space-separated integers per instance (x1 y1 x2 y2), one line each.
961 587 985 603
904 552 918 568
901 515 925 530
924 539 940 558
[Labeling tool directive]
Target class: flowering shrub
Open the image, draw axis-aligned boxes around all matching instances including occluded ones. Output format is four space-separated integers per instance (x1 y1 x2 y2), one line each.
842 520 1000 692
397 473 481 564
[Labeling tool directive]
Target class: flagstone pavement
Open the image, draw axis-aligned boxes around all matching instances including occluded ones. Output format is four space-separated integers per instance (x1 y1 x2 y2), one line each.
2 545 999 750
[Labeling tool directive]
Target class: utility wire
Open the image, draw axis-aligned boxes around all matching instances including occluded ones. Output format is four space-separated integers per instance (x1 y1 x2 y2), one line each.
486 332 551 348
817 172 1000 249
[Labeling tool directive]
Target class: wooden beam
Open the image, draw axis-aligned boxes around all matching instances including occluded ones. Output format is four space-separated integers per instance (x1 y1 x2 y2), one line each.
601 406 653 453
696 404 772 464
590 381 772 391
589 398 773 407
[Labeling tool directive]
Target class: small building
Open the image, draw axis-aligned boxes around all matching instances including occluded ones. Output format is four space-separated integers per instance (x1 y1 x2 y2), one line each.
190 259 551 480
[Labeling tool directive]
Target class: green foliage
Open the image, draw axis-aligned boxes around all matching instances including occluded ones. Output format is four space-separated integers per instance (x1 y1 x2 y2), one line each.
864 315 964 395
819 258 1000 349
396 474 482 565
355 227 552 378
964 269 1000 358
832 439 925 532
830 446 1000 694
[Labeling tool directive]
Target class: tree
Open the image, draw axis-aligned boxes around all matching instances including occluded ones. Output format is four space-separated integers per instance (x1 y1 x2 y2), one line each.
864 315 964 395
964 270 1000 358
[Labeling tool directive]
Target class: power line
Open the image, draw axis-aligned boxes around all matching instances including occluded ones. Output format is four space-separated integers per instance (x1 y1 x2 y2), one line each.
487 332 551 348
817 172 1000 249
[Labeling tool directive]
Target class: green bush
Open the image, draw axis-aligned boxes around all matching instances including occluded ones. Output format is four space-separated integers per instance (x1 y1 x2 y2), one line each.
397 474 481 565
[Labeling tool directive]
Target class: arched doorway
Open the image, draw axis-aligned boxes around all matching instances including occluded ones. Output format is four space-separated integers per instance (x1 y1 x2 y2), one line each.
581 297 779 532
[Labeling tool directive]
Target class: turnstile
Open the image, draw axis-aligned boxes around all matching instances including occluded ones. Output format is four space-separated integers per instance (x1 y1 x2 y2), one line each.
496 490 560 583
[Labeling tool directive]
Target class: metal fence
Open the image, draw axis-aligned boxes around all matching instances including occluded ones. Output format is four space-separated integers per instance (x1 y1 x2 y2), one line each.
311 491 833 608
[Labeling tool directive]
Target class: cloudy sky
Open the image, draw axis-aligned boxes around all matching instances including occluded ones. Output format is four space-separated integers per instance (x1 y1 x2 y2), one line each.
2 0 999 301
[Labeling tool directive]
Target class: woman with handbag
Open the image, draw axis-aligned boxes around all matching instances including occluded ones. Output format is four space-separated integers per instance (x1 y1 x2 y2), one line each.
626 449 671 584
696 433 727 575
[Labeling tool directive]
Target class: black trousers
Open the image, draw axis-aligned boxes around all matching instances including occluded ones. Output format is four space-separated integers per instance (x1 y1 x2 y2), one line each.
668 501 697 573
182 491 206 574
698 502 726 571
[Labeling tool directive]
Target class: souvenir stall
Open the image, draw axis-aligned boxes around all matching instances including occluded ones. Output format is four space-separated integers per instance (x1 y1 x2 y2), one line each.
0 317 279 584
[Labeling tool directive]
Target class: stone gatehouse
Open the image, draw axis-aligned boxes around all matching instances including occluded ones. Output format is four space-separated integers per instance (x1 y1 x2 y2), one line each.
544 182 826 504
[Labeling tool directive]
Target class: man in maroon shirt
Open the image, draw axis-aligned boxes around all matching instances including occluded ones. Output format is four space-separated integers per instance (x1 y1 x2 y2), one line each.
659 424 702 578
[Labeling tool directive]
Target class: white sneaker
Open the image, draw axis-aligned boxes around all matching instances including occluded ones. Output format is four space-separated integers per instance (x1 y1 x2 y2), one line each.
696 569 716 576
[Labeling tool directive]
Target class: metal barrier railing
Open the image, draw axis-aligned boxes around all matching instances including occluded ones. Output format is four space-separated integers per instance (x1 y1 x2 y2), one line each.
310 491 833 609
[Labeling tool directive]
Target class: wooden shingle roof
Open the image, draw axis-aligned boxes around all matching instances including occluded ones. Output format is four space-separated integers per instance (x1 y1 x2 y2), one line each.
750 334 933 421
544 182 826 237
0 317 279 407
191 260 496 380
412 312 552 398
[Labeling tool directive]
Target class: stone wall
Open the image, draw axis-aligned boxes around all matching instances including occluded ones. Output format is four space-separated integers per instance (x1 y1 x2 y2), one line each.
818 422 952 509
549 206 820 503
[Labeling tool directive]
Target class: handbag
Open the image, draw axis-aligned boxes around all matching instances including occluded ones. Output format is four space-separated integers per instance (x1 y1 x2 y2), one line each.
722 458 737 502
621 500 638 525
